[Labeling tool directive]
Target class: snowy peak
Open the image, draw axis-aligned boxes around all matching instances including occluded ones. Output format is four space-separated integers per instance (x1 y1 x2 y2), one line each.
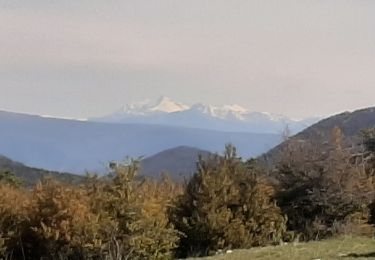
149 96 189 113
191 103 216 115
119 97 188 115
92 97 320 134
191 103 249 120
222 104 248 114
120 99 151 115
119 97 251 118
119 96 252 119
215 104 249 120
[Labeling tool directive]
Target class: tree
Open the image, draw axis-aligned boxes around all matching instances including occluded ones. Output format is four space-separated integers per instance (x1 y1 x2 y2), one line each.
86 160 180 259
275 127 375 239
170 145 287 257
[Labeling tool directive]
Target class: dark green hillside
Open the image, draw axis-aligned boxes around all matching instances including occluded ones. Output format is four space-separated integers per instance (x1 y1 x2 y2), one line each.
263 106 375 163
0 155 83 186
295 107 375 139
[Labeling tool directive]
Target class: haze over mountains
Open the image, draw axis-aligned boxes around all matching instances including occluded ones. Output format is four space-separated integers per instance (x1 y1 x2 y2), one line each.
1 105 375 183
0 110 283 174
92 97 319 134
0 97 322 176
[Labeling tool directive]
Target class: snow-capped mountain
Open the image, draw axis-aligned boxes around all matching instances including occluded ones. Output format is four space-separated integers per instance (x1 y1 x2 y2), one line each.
149 96 189 113
92 97 320 134
190 103 249 120
118 97 189 115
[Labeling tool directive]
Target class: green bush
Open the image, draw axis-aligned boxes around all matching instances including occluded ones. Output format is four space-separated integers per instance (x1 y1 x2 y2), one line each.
170 145 287 257
0 170 23 187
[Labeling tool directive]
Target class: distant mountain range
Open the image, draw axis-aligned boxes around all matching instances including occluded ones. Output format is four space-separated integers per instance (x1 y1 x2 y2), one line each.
0 110 283 174
143 107 375 180
0 146 207 184
92 97 319 134
3 106 374 183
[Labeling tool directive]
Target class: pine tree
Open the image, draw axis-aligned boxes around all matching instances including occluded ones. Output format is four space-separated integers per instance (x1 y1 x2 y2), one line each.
171 145 287 257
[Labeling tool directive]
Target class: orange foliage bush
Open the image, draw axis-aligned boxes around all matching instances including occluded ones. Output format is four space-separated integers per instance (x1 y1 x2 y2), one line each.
0 184 29 258
26 179 105 259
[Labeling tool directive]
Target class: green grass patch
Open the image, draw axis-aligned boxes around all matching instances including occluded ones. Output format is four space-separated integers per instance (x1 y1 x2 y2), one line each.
190 236 375 260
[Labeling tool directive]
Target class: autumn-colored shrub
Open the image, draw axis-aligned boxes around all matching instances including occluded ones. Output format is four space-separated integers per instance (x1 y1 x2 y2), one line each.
170 145 287 257
275 127 375 240
0 184 29 259
361 128 375 233
131 175 183 259
85 161 181 259
23 178 105 259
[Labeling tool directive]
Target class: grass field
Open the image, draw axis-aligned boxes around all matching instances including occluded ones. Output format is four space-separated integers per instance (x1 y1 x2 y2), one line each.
191 236 375 260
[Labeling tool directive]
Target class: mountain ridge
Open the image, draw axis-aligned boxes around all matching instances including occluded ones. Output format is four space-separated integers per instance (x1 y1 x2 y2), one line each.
262 106 375 164
91 97 319 134
0 110 282 174
140 146 210 180
0 154 83 186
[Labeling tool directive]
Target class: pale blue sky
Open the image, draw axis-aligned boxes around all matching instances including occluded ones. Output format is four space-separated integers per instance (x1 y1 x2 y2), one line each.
0 0 374 118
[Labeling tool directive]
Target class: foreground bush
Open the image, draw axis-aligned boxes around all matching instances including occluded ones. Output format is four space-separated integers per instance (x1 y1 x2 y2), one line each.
0 184 29 259
85 161 181 259
170 145 287 257
275 127 375 240
0 163 181 259
362 128 375 229
27 179 105 259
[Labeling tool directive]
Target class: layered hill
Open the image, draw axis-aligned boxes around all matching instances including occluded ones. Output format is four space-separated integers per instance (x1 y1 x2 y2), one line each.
0 146 207 185
263 107 375 163
140 146 210 180
292 107 375 139
0 110 282 174
0 155 82 186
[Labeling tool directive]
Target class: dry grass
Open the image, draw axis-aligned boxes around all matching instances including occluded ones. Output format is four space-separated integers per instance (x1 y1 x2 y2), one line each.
190 236 375 260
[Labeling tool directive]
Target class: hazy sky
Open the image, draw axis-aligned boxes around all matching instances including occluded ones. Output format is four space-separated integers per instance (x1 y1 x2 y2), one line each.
0 0 374 119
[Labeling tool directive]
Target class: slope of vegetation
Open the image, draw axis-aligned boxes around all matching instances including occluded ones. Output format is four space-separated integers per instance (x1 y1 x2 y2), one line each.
264 106 375 162
0 155 83 186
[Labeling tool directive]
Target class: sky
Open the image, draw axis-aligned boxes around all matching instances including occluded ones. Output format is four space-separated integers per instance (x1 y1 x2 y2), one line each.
0 0 374 119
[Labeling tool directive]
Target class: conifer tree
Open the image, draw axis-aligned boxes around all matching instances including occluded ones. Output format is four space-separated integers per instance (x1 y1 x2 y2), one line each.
171 145 287 257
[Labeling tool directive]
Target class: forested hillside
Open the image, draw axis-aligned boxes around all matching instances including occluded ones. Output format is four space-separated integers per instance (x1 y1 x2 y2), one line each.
0 155 83 186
